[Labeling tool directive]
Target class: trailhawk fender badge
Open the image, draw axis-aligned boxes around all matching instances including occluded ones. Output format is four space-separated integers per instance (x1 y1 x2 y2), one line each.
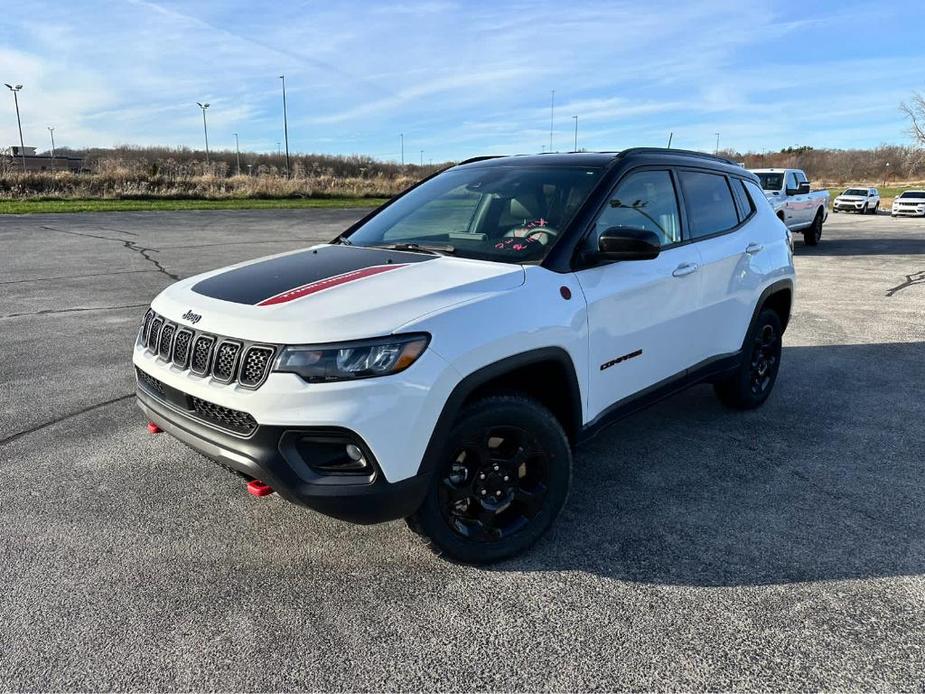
181 310 202 324
600 349 642 371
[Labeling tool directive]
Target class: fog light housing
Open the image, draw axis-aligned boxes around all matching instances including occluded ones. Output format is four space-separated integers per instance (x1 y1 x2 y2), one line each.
280 429 376 477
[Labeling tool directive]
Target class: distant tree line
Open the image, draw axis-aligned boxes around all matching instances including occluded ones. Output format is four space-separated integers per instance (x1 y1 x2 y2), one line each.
726 145 925 184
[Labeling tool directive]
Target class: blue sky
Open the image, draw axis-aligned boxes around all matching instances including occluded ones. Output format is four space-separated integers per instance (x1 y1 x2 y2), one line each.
2 0 924 162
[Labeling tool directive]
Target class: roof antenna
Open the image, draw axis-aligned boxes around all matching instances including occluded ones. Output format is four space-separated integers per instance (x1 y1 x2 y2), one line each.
667 132 673 149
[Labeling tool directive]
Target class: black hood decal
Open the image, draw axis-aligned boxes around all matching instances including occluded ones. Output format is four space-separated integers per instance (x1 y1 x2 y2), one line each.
191 245 436 306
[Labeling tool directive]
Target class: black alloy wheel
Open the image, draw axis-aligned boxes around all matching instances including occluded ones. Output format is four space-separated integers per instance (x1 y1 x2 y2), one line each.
438 425 548 542
407 395 571 564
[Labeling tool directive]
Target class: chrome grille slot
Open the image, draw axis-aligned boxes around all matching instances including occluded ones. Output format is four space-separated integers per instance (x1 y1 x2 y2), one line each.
190 335 215 376
212 341 241 383
173 329 193 369
148 316 164 351
140 309 154 345
158 323 176 360
239 346 275 388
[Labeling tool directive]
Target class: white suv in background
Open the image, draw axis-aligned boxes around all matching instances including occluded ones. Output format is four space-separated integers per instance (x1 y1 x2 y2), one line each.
134 148 795 564
891 190 925 217
833 187 880 214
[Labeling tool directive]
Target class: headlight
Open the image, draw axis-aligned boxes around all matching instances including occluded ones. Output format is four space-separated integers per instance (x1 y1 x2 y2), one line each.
274 333 430 382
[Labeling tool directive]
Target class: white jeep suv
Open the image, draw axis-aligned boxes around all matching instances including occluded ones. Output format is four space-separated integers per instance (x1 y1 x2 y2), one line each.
134 148 795 563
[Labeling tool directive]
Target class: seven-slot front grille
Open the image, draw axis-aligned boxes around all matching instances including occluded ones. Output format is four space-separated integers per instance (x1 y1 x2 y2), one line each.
138 310 277 390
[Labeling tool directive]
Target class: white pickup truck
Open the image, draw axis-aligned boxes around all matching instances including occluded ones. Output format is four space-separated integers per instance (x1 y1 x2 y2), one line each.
750 168 829 245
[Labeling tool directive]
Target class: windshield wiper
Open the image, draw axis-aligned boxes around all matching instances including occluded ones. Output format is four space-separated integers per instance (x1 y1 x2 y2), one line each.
371 242 457 255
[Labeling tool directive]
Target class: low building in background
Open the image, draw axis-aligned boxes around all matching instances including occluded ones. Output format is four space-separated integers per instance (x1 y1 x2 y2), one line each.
3 145 83 172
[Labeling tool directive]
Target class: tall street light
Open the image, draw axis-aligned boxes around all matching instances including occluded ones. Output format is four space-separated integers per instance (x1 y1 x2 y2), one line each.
549 89 555 153
234 132 241 175
400 133 404 165
714 132 720 155
196 102 210 165
5 84 26 172
572 115 578 152
279 75 291 177
47 126 55 171
420 149 424 166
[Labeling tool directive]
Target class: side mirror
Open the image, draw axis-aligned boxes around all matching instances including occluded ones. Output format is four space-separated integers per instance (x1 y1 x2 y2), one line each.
797 182 811 194
598 227 661 261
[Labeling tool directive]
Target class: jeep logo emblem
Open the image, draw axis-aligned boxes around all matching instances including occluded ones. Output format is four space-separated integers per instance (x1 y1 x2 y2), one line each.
182 310 202 325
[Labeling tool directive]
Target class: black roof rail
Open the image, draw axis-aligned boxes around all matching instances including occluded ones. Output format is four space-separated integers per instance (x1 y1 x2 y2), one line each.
457 155 504 165
619 147 738 166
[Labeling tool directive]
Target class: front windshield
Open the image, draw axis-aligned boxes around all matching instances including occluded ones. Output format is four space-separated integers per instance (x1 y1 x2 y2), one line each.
755 172 784 191
898 191 925 199
343 165 605 263
843 189 868 196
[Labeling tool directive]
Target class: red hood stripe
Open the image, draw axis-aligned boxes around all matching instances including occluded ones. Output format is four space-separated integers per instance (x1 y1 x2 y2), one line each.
256 263 408 306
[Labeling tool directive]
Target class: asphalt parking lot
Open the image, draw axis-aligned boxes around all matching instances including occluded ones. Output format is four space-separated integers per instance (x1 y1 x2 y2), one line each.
1 208 923 691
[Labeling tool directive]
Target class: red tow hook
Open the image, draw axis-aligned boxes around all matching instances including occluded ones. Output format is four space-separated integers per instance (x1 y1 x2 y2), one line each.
247 480 274 497
146 421 163 434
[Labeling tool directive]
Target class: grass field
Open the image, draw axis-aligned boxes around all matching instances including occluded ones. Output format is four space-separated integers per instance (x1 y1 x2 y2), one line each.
0 197 388 215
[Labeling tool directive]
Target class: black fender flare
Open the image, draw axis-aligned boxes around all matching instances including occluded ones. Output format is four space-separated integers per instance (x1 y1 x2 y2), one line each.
746 279 794 345
416 347 583 476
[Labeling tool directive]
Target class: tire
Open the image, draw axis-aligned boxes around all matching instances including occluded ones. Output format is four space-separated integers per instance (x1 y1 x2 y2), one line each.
406 394 572 564
714 308 783 410
803 210 823 245
832 208 839 213
871 202 879 215
859 203 867 215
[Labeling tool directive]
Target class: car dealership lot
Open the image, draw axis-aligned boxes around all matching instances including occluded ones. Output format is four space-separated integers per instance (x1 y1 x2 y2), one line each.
1 210 923 690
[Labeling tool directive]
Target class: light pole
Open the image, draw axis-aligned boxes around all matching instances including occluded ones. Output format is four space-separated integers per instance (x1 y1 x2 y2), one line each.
572 115 578 151
549 89 555 153
420 149 423 166
277 142 281 157
714 132 720 155
667 132 673 149
5 84 26 172
196 102 210 165
279 75 291 177
400 133 404 165
47 126 55 170
234 133 241 175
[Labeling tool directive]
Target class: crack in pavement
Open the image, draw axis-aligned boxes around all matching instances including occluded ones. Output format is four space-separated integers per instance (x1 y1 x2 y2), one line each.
0 303 149 320
39 225 180 281
0 393 134 448
0 269 157 286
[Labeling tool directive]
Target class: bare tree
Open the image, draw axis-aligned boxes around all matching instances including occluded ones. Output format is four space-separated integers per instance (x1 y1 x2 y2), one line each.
900 92 925 145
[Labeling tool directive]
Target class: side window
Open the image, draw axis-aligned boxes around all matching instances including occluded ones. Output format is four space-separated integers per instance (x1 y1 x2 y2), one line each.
677 171 740 239
731 178 755 221
786 172 799 191
744 180 770 211
593 170 681 245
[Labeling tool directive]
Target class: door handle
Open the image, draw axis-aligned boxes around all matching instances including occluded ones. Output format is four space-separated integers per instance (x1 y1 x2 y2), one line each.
672 262 699 277
745 242 764 255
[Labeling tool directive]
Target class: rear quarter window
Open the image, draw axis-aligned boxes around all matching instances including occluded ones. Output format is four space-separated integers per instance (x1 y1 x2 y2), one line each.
678 171 740 239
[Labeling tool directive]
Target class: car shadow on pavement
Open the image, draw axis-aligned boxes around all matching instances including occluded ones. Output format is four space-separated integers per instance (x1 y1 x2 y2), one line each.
496 341 925 586
795 236 925 256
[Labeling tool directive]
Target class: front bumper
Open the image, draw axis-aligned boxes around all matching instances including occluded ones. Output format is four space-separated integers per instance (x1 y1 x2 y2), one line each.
892 207 925 216
136 383 431 524
833 202 866 211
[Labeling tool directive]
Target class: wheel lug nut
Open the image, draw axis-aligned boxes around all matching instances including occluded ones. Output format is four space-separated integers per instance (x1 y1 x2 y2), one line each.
479 473 486 479
495 490 502 497
493 465 499 471
481 490 486 496
503 476 509 481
